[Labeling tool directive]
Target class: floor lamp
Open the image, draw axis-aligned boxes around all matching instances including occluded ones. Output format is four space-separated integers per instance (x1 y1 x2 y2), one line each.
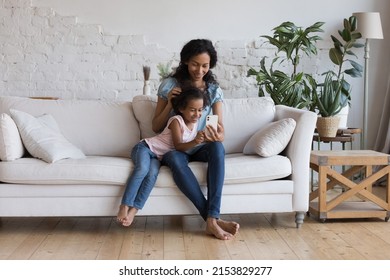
352 12 383 149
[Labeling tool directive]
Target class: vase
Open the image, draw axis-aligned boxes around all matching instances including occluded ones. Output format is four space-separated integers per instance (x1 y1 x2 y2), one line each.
316 116 340 138
143 80 151 95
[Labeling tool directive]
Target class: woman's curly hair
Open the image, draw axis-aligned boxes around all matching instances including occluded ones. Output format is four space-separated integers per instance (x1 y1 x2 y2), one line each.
172 39 218 88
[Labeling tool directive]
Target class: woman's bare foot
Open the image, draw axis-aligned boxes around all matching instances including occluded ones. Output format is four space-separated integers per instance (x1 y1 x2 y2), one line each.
121 207 138 227
117 204 129 223
205 217 233 240
217 219 240 235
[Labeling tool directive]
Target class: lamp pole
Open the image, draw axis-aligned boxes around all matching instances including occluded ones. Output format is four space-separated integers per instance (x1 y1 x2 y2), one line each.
353 12 383 150
363 38 369 149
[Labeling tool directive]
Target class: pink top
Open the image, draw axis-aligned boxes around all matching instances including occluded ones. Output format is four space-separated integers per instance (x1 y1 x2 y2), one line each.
144 115 198 160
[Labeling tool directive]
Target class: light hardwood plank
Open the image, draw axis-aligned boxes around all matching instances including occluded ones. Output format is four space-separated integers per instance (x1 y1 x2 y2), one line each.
141 216 164 260
1 212 390 260
163 216 186 260
118 216 147 260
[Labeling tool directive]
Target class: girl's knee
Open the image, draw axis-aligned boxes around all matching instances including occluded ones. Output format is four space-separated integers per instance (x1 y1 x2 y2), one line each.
162 151 188 167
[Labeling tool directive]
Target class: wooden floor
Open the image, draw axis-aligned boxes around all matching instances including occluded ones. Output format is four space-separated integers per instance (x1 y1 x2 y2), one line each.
1 208 390 260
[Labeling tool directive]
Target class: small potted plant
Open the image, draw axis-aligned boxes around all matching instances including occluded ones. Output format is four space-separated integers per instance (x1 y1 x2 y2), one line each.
247 21 324 109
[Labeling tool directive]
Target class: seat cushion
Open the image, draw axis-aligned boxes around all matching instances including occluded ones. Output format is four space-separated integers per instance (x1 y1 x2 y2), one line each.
0 156 132 185
0 154 291 187
155 153 291 188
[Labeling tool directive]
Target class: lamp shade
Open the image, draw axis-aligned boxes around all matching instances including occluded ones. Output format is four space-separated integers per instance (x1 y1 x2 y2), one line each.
353 12 384 39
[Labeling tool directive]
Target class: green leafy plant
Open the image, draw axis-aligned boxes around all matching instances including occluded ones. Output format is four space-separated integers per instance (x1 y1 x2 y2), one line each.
247 21 324 109
313 15 364 116
314 72 348 117
157 62 173 81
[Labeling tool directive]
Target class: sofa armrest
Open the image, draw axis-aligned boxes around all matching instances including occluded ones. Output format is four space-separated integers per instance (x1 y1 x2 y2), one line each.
275 105 317 212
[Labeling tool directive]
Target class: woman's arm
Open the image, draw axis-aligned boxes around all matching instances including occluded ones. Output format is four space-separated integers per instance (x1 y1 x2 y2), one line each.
152 87 182 133
169 119 204 152
204 101 225 142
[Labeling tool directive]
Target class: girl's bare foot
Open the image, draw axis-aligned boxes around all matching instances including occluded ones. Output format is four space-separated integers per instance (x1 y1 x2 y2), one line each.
205 217 233 240
117 204 129 223
217 219 240 235
121 207 138 227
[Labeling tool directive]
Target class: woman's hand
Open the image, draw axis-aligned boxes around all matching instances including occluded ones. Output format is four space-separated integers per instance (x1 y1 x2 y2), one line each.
168 87 182 105
204 123 224 142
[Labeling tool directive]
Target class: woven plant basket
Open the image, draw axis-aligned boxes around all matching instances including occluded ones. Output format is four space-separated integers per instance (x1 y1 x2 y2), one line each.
316 116 340 137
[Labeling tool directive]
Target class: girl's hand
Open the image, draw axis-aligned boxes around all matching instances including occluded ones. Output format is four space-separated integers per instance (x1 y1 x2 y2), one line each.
194 131 205 144
204 123 224 142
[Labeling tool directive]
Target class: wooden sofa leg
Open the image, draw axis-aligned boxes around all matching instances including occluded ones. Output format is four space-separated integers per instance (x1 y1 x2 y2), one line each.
295 212 304 228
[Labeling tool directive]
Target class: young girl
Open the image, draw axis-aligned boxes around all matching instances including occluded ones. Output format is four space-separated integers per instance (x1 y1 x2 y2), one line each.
117 87 208 226
153 39 239 240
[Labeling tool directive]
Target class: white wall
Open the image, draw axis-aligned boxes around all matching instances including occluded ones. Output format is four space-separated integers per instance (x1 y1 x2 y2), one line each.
1 0 389 148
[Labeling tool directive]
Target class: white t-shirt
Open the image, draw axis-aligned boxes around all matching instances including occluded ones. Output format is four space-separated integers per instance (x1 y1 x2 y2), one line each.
144 115 198 159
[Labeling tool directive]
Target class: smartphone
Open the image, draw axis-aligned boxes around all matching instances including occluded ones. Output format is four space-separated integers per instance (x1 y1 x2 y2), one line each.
205 115 218 137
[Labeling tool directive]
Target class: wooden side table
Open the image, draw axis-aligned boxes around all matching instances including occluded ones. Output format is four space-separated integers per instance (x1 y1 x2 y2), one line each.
312 128 362 150
309 150 390 222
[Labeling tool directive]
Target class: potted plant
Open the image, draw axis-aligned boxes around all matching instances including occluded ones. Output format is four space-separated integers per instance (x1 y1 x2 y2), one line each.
247 21 324 109
313 15 364 136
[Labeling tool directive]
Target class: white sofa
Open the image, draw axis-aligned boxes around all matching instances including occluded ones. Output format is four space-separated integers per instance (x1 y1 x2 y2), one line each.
0 95 317 228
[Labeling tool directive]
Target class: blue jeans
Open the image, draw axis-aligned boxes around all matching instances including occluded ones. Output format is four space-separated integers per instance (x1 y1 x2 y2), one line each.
121 141 160 209
161 142 225 220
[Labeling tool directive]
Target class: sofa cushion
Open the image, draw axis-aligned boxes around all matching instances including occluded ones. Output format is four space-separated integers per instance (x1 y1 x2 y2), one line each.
0 153 291 186
243 118 296 157
132 95 158 139
222 97 275 153
0 96 140 157
154 153 291 188
10 109 86 163
0 156 131 185
0 113 24 161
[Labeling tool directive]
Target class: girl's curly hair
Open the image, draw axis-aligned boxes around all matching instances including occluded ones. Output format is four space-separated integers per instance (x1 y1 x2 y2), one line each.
171 87 209 115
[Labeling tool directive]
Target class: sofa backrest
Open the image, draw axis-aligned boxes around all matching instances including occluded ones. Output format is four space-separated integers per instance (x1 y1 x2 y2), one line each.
132 95 276 154
223 97 275 153
0 96 140 158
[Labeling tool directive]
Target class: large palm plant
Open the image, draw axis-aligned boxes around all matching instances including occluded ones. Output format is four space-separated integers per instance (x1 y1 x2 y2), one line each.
247 21 324 109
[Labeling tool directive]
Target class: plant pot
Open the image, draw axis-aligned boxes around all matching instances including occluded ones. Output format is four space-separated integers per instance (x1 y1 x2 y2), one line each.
316 116 340 137
337 105 349 128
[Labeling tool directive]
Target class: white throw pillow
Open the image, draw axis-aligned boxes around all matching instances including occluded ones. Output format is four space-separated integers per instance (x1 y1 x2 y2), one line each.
0 113 25 161
10 109 86 163
243 118 296 157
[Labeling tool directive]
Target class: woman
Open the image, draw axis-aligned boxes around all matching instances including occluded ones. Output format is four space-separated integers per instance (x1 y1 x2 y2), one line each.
152 39 239 240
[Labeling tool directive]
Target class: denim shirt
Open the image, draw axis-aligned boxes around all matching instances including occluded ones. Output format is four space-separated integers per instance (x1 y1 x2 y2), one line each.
157 77 224 130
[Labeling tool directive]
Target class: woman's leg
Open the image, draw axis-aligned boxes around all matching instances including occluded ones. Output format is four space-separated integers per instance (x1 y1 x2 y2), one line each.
192 142 240 237
161 150 208 220
191 142 225 219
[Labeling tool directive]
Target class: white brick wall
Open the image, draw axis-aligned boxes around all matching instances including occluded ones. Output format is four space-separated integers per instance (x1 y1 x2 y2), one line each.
0 1 333 100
